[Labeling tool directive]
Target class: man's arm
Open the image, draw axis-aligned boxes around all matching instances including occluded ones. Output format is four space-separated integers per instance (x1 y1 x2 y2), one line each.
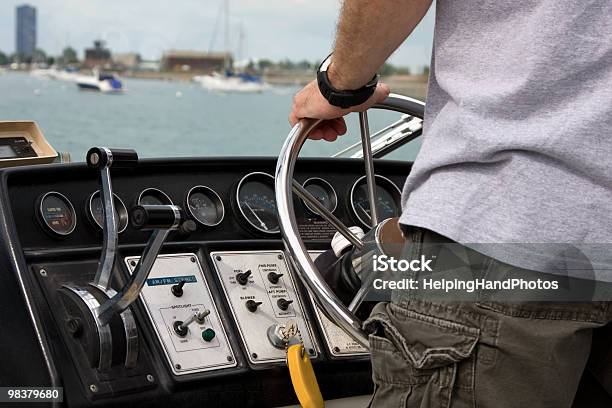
289 0 433 141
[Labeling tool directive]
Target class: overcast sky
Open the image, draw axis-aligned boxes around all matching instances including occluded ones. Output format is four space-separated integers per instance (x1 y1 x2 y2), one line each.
1 0 435 72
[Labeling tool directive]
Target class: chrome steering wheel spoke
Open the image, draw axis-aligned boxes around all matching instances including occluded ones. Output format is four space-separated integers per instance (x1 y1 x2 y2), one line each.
275 94 425 348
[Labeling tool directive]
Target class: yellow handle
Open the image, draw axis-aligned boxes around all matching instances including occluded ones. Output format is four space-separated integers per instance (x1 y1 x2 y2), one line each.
287 344 324 408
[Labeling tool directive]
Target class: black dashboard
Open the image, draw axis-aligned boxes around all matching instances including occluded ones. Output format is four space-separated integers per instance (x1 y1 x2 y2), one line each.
0 156 411 407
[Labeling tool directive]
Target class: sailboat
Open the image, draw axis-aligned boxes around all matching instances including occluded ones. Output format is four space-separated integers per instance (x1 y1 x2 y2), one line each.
193 0 268 93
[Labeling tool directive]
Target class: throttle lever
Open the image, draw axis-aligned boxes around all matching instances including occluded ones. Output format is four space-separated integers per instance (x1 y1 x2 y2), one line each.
98 204 182 325
87 147 139 290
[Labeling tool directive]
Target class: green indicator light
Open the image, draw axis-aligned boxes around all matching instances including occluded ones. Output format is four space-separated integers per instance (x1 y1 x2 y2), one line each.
201 328 216 342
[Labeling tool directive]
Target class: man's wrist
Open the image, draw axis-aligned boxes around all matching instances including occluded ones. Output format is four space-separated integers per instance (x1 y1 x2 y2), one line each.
327 62 366 91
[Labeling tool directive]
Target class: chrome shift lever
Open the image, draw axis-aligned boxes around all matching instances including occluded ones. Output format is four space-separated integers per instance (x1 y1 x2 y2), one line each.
98 204 182 325
87 147 139 290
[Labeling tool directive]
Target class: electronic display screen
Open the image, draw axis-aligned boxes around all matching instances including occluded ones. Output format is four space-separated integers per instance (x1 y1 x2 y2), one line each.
0 145 18 159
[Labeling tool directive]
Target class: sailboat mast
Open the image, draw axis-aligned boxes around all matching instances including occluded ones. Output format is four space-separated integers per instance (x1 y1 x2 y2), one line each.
224 0 230 69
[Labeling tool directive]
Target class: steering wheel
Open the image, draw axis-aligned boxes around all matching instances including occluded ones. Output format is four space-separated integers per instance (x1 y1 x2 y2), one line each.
275 93 425 348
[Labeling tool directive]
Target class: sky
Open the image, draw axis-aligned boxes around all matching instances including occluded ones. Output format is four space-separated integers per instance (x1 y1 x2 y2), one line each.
1 0 435 72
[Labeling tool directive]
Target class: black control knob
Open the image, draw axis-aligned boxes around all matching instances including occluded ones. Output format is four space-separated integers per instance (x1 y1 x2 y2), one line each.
246 300 263 313
236 270 252 286
267 272 284 284
277 298 293 311
172 280 186 297
178 220 197 237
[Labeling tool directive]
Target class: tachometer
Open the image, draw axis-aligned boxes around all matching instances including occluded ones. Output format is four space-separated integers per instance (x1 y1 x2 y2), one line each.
37 192 77 237
87 190 129 233
236 172 279 234
137 188 173 206
302 177 338 216
186 185 225 227
350 175 402 228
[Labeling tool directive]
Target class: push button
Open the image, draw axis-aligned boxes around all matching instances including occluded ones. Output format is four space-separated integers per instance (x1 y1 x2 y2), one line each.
201 328 216 342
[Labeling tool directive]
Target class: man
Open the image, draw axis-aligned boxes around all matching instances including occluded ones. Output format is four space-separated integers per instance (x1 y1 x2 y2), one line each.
290 0 612 406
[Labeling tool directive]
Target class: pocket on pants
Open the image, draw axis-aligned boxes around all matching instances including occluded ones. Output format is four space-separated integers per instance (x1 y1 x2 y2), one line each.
365 302 479 408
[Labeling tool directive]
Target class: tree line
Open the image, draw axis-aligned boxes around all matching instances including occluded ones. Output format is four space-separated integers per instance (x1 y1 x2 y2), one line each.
0 47 79 66
249 59 427 76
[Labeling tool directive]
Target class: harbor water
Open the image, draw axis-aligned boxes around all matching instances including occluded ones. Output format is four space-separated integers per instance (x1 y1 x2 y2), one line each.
0 72 420 161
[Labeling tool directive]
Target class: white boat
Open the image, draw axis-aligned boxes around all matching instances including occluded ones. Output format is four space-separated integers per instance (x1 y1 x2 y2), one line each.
30 67 80 82
76 71 124 93
194 71 268 93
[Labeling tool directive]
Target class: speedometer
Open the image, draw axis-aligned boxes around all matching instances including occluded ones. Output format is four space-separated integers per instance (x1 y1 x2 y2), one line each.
350 175 402 228
236 172 280 234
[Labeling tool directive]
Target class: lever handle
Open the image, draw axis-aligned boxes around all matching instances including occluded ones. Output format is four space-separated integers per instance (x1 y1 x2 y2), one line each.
87 147 138 170
98 205 183 325
131 205 183 230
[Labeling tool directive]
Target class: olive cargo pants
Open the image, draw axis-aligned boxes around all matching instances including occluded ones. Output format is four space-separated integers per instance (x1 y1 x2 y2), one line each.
364 227 612 407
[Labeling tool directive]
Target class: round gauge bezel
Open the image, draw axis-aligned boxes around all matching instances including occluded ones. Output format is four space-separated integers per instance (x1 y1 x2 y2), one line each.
185 185 225 227
301 177 338 216
87 190 129 233
137 187 173 206
37 191 77 237
349 174 402 228
235 171 280 235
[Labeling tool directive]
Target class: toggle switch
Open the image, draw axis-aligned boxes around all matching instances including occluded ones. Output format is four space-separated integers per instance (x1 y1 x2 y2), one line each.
245 299 262 313
196 308 210 324
236 270 252 285
173 310 209 337
277 298 293 311
267 272 284 284
171 280 186 297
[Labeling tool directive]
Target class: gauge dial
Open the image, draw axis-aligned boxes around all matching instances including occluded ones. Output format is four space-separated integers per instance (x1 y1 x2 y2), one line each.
88 191 129 233
137 188 173 206
236 172 279 234
37 192 77 236
186 185 224 227
302 178 338 216
350 175 402 228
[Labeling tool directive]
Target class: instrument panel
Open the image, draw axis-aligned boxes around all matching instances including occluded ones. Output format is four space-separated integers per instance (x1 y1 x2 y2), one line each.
3 157 411 407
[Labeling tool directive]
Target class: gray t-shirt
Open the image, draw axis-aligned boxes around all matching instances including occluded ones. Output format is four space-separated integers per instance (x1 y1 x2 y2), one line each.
400 0 612 276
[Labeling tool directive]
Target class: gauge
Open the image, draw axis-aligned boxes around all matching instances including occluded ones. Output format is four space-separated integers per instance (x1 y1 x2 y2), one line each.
87 191 129 233
350 175 402 228
137 188 173 206
302 177 338 216
236 172 280 234
37 192 77 236
185 185 224 227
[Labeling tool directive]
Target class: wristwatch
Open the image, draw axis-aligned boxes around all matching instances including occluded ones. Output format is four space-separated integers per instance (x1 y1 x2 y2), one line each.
317 54 379 109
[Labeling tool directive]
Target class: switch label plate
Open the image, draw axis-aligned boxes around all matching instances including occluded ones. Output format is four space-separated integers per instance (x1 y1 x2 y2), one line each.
211 251 319 365
125 253 237 375
308 251 369 358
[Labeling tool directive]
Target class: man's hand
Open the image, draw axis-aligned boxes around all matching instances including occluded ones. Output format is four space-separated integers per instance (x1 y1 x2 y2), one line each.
288 0 431 142
289 79 390 142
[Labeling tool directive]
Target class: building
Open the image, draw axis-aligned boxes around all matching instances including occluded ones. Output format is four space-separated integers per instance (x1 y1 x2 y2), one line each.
84 40 112 68
112 53 141 70
16 4 36 59
160 50 230 73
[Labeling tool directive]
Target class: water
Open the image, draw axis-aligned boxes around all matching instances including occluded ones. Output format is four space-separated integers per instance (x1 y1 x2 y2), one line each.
0 72 419 162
